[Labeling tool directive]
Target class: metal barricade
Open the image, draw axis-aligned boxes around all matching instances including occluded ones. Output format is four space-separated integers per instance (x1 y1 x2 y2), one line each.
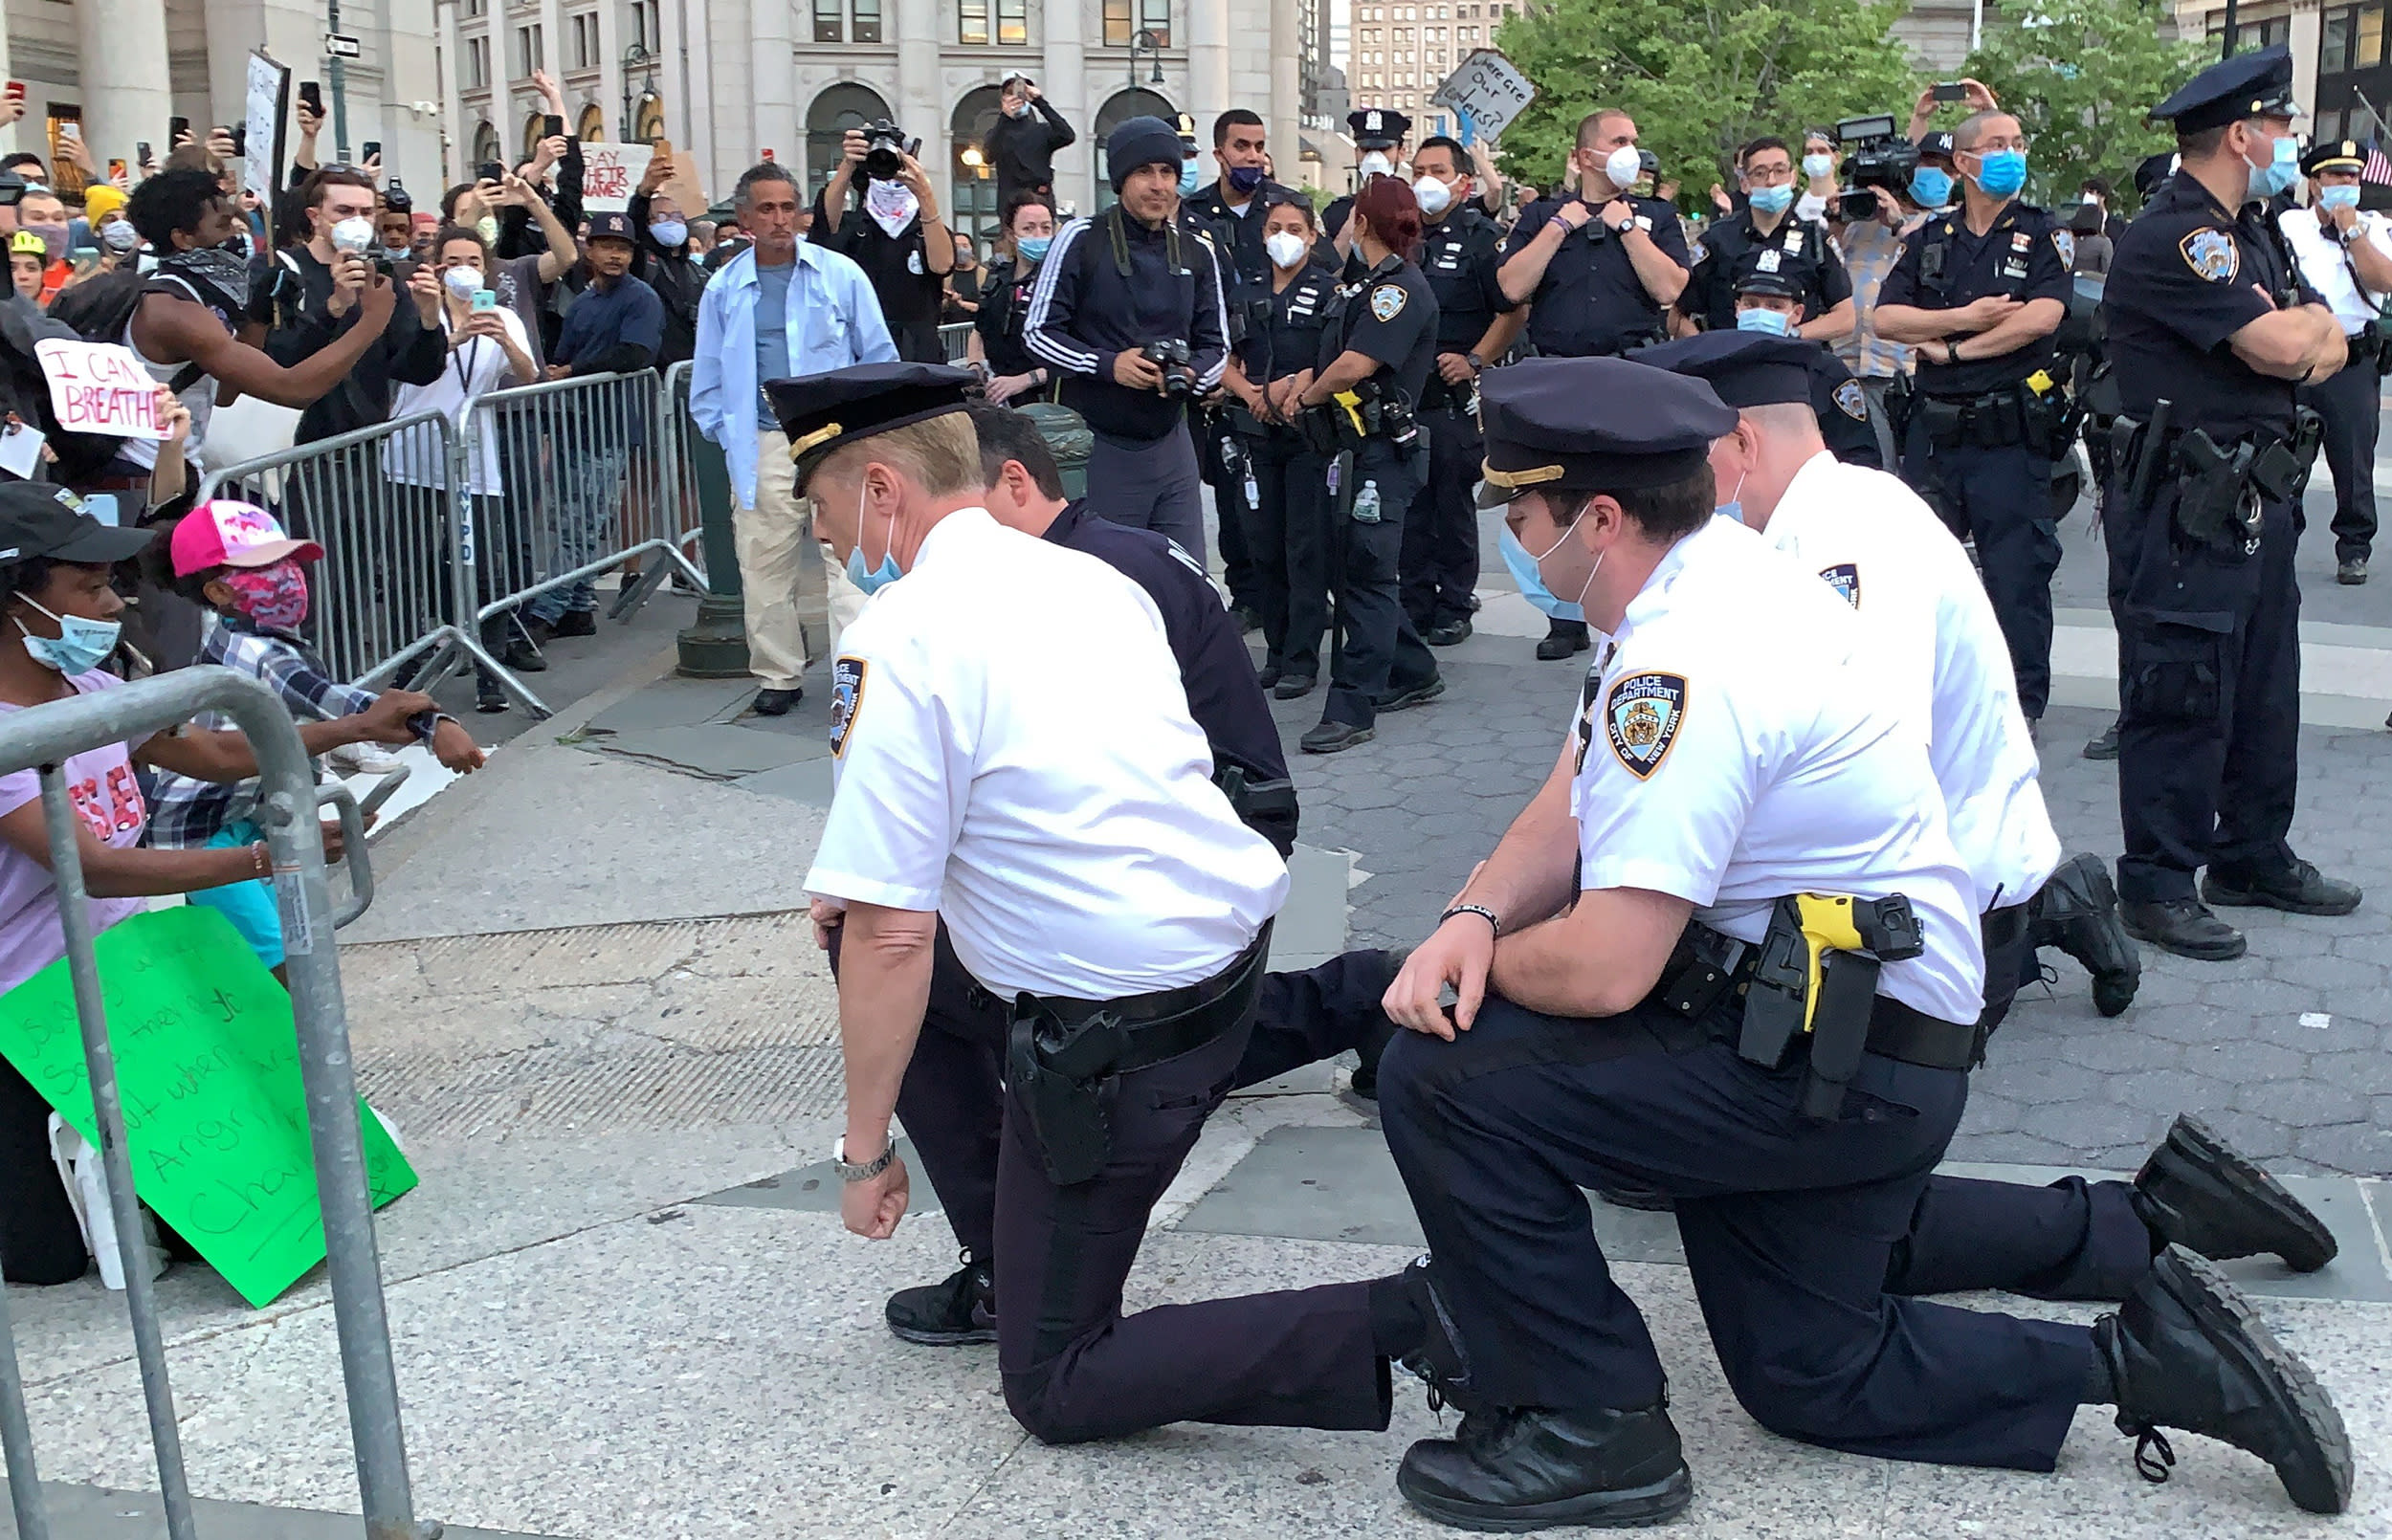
0 671 432 1540
657 361 709 572
941 321 974 364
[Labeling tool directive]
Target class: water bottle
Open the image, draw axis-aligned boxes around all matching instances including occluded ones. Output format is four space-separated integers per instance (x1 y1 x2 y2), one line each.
1353 479 1382 523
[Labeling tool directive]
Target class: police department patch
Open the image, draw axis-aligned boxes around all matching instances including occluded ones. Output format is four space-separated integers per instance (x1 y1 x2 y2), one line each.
1370 283 1407 321
1606 671 1687 779
2181 228 2239 283
1832 380 1869 422
830 656 867 758
1820 562 1861 607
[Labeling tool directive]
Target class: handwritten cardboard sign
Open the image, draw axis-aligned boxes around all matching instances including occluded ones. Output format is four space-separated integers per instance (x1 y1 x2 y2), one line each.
581 143 654 212
34 340 169 439
1430 50 1537 142
0 907 417 1308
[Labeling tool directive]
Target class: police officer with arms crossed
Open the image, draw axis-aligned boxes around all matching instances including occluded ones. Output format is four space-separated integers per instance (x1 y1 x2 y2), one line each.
1496 107 1692 663
1025 115 1230 562
793 362 1425 1444
1352 355 2351 1529
1676 134 1853 341
1284 177 1446 754
1872 107 2072 736
2280 137 2392 585
1401 134 1522 647
2104 46 2361 960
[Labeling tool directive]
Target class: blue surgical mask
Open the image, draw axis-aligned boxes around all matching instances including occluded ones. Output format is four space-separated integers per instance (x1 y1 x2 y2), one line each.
1714 470 1748 526
1908 167 1953 208
1179 159 1203 197
1228 165 1265 194
2320 185 2363 211
2248 135 2300 204
844 483 902 596
1801 153 1833 180
650 219 689 248
1748 184 1794 216
1496 517 1589 622
1735 306 1792 336
14 596 121 674
1015 234 1052 262
1970 148 2028 200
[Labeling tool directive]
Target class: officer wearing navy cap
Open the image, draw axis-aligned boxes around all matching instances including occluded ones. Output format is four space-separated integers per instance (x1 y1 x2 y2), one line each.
1707 254 1884 469
1321 107 1411 259
2103 43 2361 960
2283 137 2392 583
1356 351 2348 1528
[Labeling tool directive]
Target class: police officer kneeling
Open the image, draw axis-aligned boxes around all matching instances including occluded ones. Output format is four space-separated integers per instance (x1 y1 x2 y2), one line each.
1362 356 2351 1528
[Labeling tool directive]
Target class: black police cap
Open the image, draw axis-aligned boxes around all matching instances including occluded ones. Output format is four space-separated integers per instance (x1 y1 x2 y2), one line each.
1727 251 1804 299
2151 43 2300 135
1475 357 1737 509
2133 149 2180 200
764 363 977 495
2303 138 2368 176
1629 332 1816 411
0 482 154 566
1349 107 1411 149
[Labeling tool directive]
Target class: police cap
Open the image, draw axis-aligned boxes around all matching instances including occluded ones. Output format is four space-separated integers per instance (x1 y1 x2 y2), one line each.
2150 43 2301 135
765 362 977 495
1726 251 1804 300
1349 107 1412 149
2303 138 2368 176
1629 332 1815 410
1475 357 1738 509
2133 149 2180 200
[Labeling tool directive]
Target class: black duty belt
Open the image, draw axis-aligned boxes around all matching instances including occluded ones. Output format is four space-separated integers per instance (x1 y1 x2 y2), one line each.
1012 922 1274 1080
1651 921 1978 1074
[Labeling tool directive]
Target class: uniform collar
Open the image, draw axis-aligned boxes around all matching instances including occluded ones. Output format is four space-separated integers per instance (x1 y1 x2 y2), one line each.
915 506 1000 567
1039 498 1089 544
1764 451 1844 540
1617 514 1741 638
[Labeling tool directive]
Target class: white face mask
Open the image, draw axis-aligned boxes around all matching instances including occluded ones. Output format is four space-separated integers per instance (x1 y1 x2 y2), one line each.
1412 174 1453 217
330 215 375 254
442 265 483 299
1360 151 1394 179
1604 144 1644 192
1265 230 1310 270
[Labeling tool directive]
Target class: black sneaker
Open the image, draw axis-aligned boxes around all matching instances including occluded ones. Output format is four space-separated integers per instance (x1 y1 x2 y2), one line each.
1273 673 1317 701
1535 625 1591 663
1594 1185 1676 1213
2028 853 2140 1017
1257 663 1282 691
551 609 599 638
2120 898 2245 961
1390 1254 1473 1406
1397 1401 1694 1530
1301 719 1374 754
2083 719 2120 760
884 1254 996 1346
1231 604 1264 633
2093 1246 2350 1513
2133 1115 2337 1273
1379 674 1446 712
2202 860 2363 917
2337 556 2368 585
500 638 548 673
475 679 510 715
1424 619 1473 647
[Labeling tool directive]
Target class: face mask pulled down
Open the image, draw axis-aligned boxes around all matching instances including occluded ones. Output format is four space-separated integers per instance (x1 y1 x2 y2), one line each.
840 480 903 596
1496 504 1602 623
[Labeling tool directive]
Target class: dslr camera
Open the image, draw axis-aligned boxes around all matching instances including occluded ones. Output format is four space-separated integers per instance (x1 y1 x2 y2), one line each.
860 119 919 182
1141 340 1197 399
1834 114 1919 222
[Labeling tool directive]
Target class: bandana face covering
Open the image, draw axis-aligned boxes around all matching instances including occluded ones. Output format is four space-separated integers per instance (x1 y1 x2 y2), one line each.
865 179 921 239
222 559 311 630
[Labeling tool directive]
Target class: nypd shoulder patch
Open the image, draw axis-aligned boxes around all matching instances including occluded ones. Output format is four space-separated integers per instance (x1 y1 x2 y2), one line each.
1370 282 1407 322
1820 561 1861 607
2181 227 2239 283
1605 671 1688 780
830 656 868 758
1832 379 1869 423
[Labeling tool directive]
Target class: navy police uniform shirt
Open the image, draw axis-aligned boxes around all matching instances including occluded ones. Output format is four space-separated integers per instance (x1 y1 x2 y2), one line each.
1419 206 1516 371
2105 170 2319 441
1809 350 1884 470
1190 178 1302 297
1320 253 1440 408
1500 194 1691 358
1237 261 1340 385
1878 201 2072 398
1681 209 1849 332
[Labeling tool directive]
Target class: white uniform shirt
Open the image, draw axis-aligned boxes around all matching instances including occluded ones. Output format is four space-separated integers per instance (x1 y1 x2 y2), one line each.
1762 451 2061 913
803 508 1289 1000
2279 204 2392 335
1568 516 1984 1024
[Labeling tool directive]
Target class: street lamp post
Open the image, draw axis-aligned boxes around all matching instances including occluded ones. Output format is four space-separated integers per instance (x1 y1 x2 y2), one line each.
1129 28 1166 88
621 43 658 141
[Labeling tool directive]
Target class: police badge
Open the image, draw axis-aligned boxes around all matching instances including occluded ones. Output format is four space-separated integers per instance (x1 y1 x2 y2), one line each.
1832 380 1869 422
1606 671 1688 779
2181 228 2239 283
830 656 868 758
1820 562 1861 607
1370 282 1407 321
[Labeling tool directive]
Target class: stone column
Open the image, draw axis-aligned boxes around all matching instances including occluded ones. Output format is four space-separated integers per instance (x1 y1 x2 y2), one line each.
1044 0 1090 213
752 0 797 161
79 0 175 178
1269 0 1298 195
2289 0 2324 126
1189 0 1230 132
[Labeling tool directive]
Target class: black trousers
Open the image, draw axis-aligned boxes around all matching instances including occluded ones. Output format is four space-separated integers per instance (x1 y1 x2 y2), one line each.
1378 993 2091 1470
2298 359 2380 562
2104 479 2301 904
1903 420 2061 719
1204 412 1266 612
1400 403 1481 629
1324 436 1439 729
0 1059 88 1286
1241 425 1329 681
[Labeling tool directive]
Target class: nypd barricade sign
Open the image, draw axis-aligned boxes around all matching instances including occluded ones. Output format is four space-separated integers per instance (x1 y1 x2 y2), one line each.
34 341 169 439
1429 50 1536 142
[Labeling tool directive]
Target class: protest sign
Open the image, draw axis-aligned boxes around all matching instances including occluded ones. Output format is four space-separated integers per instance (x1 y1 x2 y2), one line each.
1430 50 1537 142
581 143 654 212
245 50 290 233
0 907 417 1308
35 340 170 439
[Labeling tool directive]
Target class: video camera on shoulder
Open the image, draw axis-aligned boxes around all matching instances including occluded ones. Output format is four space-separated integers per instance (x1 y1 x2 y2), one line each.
1141 339 1197 399
1833 114 1918 223
861 119 919 182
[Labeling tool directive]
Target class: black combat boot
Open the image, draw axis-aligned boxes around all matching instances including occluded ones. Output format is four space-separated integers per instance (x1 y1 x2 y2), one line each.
2093 1246 2351 1514
2132 1115 2337 1273
884 1251 996 1346
2028 853 2141 1017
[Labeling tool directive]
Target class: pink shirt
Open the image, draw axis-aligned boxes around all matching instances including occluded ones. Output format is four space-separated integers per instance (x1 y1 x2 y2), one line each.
0 671 147 997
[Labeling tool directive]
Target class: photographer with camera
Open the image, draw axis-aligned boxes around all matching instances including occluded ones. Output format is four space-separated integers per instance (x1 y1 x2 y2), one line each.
1872 108 2071 733
815 121 955 364
2280 139 2392 584
986 76 1076 207
1680 137 1851 342
1024 115 1230 561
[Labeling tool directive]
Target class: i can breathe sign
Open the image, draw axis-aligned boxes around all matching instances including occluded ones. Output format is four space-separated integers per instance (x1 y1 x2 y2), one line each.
34 340 170 439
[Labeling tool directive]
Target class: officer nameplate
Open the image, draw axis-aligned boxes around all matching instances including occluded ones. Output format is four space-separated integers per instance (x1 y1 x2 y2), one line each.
1832 380 1869 423
1371 283 1407 321
831 656 868 758
1820 562 1861 607
1606 671 1687 779
2182 227 2239 283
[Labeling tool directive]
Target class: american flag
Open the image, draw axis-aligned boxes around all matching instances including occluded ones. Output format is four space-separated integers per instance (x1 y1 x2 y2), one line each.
2366 140 2392 187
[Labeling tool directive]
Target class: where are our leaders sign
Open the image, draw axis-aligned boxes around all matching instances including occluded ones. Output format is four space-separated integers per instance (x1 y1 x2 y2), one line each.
34 340 171 439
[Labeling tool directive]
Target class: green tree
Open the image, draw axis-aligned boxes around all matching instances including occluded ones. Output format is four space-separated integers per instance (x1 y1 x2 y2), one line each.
1960 0 2207 210
1492 0 1921 210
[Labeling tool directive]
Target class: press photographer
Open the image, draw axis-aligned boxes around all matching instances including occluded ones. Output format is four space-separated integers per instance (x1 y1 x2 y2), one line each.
814 120 954 363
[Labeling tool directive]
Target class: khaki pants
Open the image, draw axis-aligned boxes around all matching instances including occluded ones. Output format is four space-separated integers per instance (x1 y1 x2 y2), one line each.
733 428 868 689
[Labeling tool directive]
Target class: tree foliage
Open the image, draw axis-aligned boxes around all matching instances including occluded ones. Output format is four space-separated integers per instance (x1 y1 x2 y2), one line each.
1492 0 1921 209
1960 0 2207 211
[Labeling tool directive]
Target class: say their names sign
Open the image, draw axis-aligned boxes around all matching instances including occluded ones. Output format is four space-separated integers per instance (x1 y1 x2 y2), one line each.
35 340 169 439
581 143 655 212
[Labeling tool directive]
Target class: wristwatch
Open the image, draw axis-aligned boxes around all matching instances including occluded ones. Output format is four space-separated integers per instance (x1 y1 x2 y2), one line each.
833 1133 897 1182
1611 214 1637 235
1465 351 1486 372
1944 339 1962 365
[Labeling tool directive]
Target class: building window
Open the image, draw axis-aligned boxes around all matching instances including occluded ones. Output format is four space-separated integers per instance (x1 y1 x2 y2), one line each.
516 23 543 76
999 0 1027 43
853 0 882 40
463 0 485 14
465 33 491 85
1103 0 1168 46
961 0 986 42
568 12 599 68
2362 3 2387 67
819 0 845 41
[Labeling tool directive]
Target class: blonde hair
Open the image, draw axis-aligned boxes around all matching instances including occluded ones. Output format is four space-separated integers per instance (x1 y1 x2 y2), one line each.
822 412 983 498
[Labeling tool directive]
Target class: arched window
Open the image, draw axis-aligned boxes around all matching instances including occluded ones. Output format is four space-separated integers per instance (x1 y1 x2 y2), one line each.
472 121 503 172
1092 87 1174 211
577 102 606 143
806 82 893 203
521 112 547 165
950 85 1005 252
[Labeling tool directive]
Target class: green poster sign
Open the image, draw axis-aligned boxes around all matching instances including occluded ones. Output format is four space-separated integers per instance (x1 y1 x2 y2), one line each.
0 906 416 1308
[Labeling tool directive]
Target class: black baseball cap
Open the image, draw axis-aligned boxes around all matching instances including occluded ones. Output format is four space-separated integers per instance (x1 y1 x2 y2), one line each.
587 210 638 245
0 482 155 565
